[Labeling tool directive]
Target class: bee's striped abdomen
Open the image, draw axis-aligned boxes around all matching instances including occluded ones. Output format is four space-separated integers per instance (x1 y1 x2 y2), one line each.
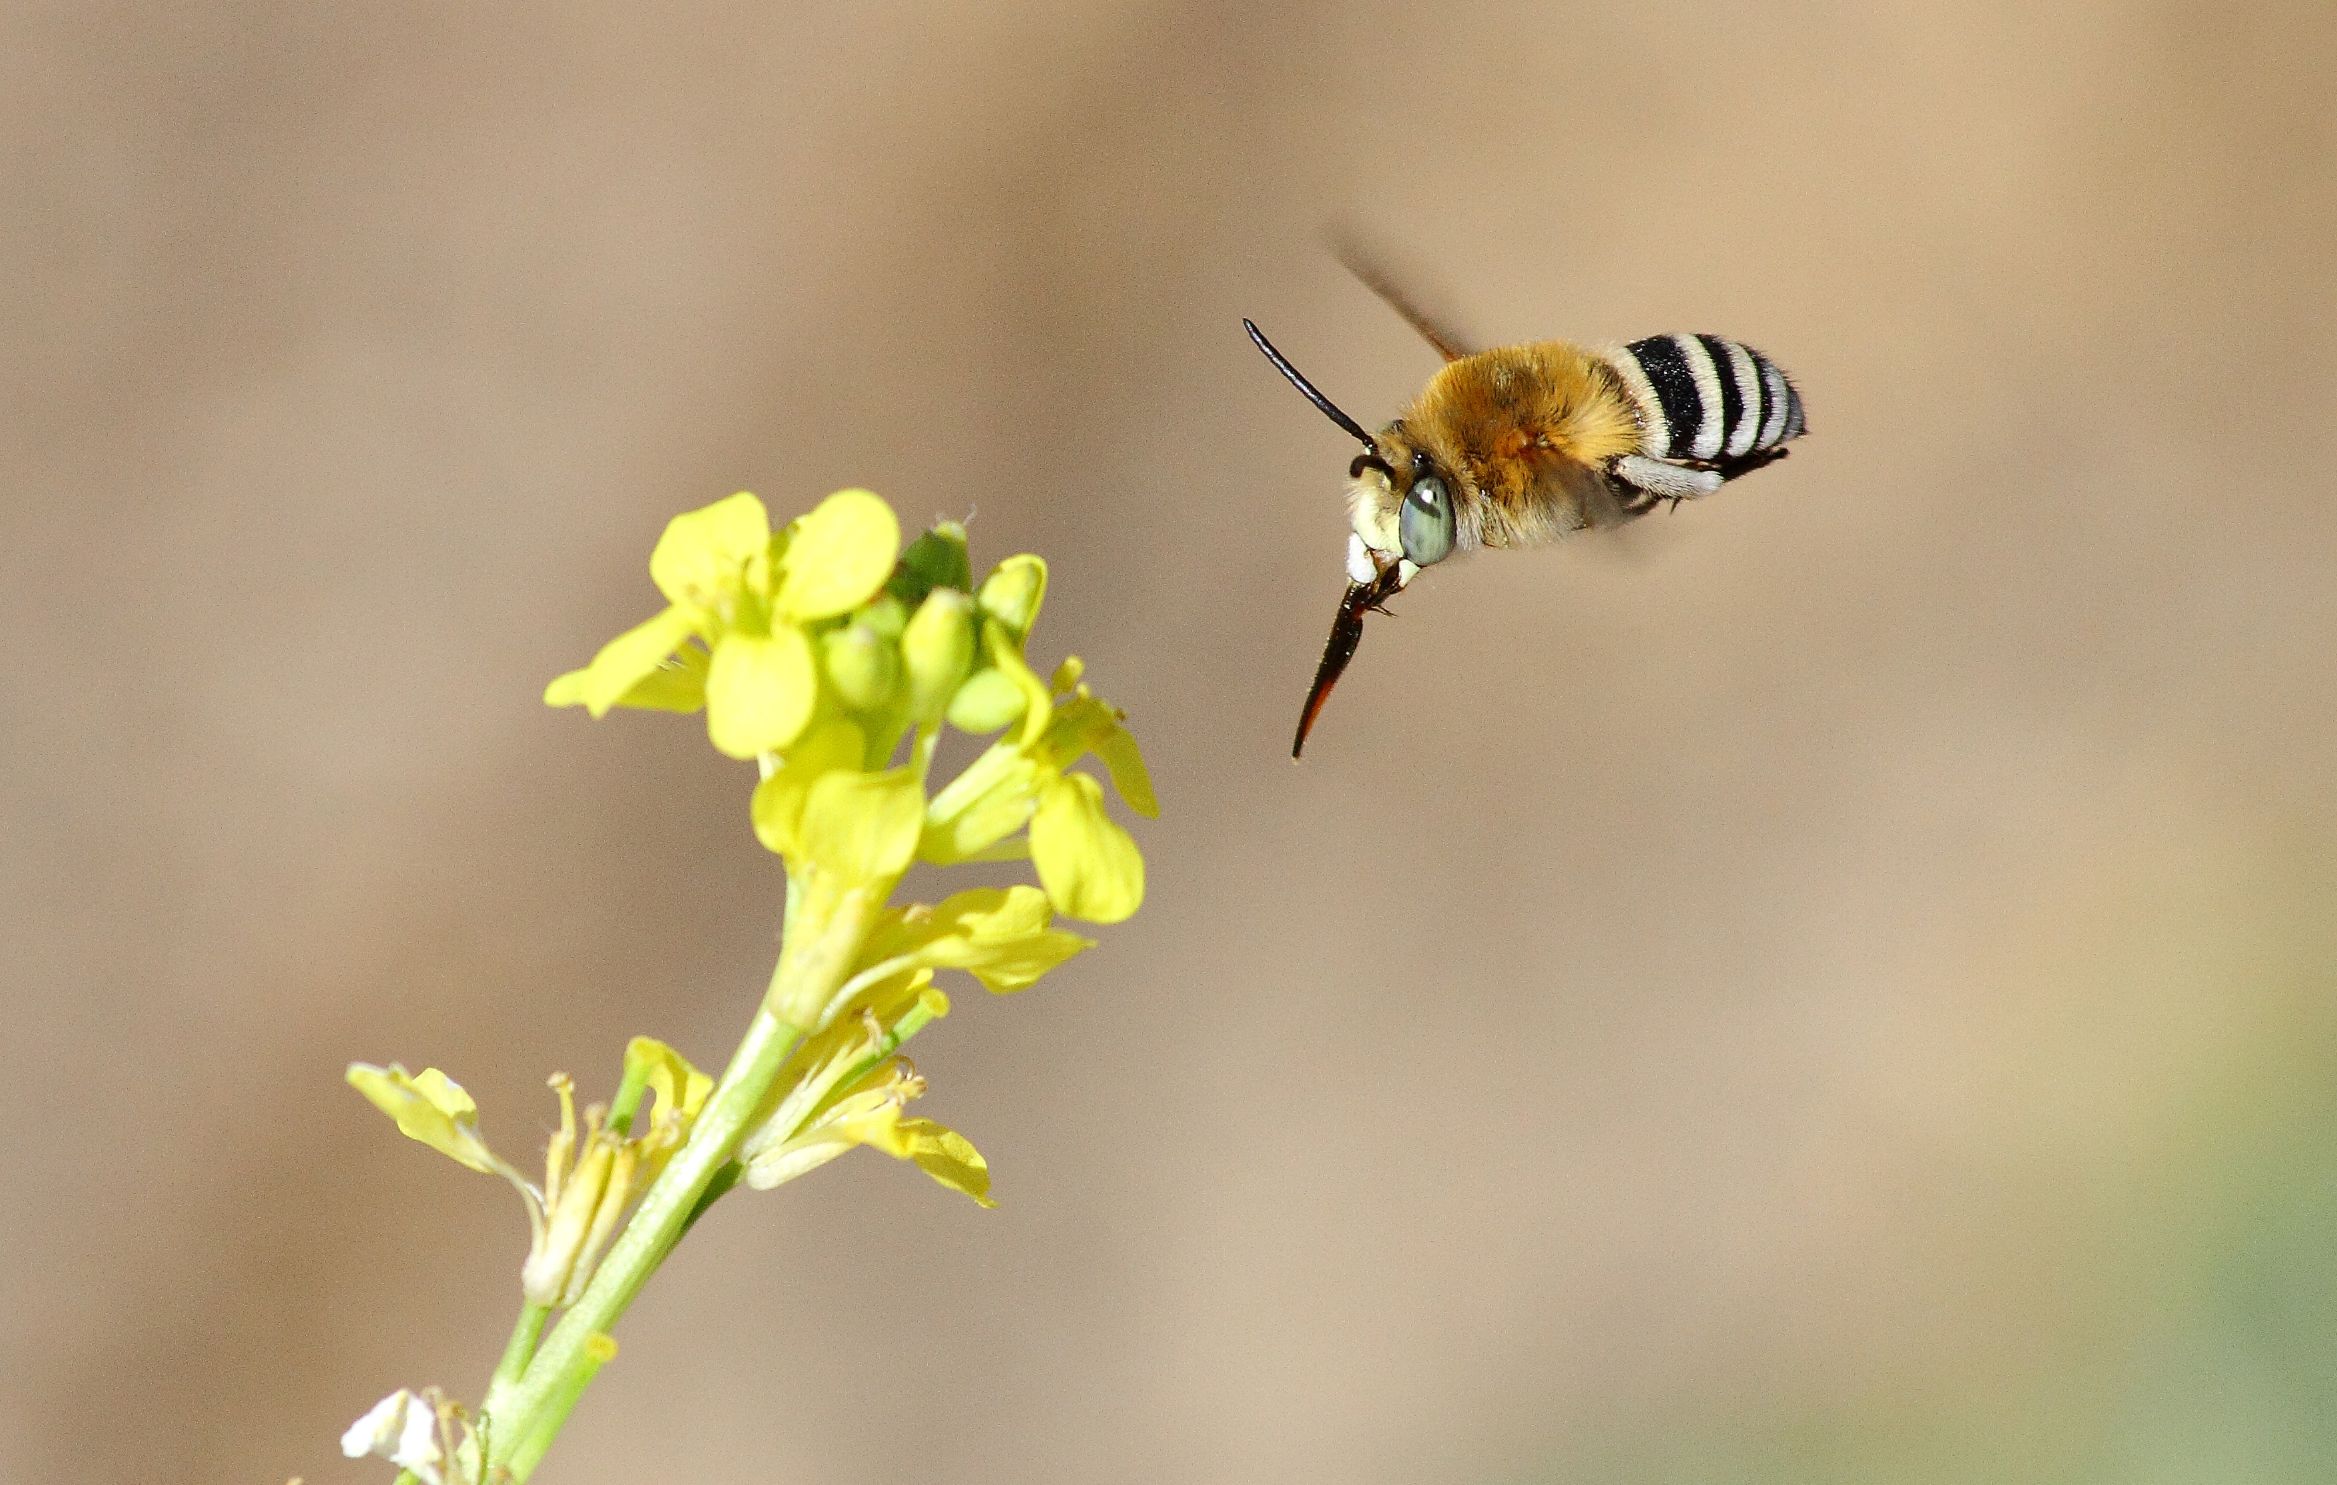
1608 334 1805 470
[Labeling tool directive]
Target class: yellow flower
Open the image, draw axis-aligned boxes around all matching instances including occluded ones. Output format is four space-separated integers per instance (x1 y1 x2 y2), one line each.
547 492 1154 930
851 884 1093 994
541 489 1152 1170
733 968 993 1206
544 489 902 759
742 1057 994 1208
920 595 1157 922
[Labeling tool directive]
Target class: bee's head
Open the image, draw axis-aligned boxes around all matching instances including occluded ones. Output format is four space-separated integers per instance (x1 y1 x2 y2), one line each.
1343 432 1461 585
1241 317 1465 589
1246 317 1475 757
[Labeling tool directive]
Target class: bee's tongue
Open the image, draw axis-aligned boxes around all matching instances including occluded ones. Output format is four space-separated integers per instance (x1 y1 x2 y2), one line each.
1291 563 1404 759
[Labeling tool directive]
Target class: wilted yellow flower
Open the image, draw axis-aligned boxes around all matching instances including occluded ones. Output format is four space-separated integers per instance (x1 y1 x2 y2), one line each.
736 973 993 1208
346 1038 711 1306
740 1056 994 1207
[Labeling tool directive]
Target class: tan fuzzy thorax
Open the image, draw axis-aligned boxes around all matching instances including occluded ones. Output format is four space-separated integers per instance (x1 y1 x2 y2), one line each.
1357 342 1647 552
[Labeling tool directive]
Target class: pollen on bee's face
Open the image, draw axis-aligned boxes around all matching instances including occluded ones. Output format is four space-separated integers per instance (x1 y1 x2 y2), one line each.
1344 472 1402 561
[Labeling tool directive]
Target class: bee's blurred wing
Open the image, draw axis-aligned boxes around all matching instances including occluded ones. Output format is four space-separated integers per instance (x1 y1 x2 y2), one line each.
1331 234 1476 363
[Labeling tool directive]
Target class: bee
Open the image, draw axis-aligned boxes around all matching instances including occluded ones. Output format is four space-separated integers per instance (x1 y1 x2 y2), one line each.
1249 262 1807 757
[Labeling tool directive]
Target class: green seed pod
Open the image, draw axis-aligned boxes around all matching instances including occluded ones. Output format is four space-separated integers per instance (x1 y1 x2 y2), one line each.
820 624 901 712
902 588 977 723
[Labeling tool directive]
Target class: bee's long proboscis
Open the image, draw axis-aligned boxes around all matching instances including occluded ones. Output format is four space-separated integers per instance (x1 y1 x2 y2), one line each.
1292 564 1404 759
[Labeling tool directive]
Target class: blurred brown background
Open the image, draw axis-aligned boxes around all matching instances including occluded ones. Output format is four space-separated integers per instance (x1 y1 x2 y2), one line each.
9 2 2337 1481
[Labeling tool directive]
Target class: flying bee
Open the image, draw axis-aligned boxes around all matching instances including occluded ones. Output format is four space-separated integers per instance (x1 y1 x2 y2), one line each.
1249 264 1807 757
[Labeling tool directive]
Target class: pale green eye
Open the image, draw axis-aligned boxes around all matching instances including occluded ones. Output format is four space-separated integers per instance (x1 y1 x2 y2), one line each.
1399 475 1455 566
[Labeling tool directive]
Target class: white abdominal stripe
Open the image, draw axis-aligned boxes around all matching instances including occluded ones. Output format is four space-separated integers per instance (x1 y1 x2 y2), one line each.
1609 334 1806 489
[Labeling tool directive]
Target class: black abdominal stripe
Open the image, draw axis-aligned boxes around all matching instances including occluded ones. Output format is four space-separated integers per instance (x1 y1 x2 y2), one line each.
1605 335 1806 496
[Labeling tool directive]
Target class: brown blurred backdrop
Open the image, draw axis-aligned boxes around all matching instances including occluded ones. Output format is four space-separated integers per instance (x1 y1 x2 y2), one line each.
8 2 2337 1481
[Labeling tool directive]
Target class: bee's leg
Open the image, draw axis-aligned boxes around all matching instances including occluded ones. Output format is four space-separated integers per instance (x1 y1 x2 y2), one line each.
1612 454 1725 504
1362 554 1406 616
1611 483 1662 518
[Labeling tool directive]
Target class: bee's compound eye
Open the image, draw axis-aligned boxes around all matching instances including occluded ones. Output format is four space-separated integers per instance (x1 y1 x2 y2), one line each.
1399 475 1455 566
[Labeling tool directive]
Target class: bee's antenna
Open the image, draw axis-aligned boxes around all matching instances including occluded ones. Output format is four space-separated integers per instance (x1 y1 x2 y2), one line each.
1244 319 1378 452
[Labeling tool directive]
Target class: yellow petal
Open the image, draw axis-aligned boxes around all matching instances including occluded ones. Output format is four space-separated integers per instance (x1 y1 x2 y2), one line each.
831 1099 920 1158
750 718 866 860
622 1036 713 1124
859 885 1092 993
549 645 709 715
1042 695 1157 817
1029 773 1145 923
705 627 817 758
346 1063 514 1180
898 1118 996 1207
1095 725 1158 818
832 967 949 1038
797 764 926 883
775 488 901 620
649 492 771 607
553 605 701 717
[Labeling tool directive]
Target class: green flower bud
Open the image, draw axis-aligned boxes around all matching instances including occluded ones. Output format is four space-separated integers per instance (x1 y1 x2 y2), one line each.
889 521 974 605
976 554 1047 637
821 624 901 712
855 593 911 641
946 667 1026 733
901 589 977 724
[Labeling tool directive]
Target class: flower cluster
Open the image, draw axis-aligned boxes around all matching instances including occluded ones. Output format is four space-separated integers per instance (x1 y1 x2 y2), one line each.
343 490 1153 1484
544 489 1151 937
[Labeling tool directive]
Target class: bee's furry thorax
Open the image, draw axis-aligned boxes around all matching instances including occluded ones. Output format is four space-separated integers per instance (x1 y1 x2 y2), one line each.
1347 341 1647 555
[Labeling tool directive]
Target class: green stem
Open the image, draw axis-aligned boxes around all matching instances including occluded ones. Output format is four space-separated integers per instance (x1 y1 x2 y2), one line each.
488 1303 551 1394
924 739 1022 830
499 1332 617 1481
481 1006 797 1477
479 883 876 1482
679 1161 744 1240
